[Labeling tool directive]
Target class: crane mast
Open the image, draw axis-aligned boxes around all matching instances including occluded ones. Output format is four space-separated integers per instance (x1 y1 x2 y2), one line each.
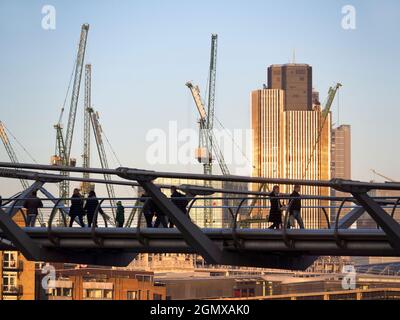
56 24 89 201
303 83 342 178
81 64 94 196
185 34 224 227
0 122 29 190
186 82 230 176
207 34 218 134
64 24 89 162
89 109 117 222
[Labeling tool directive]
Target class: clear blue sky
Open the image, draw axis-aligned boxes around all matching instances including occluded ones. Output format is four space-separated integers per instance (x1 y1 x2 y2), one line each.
0 0 399 196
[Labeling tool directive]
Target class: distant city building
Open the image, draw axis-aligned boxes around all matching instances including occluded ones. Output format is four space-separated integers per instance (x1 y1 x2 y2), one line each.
267 64 313 111
0 212 36 300
35 267 166 300
331 125 352 221
251 71 331 228
331 125 351 180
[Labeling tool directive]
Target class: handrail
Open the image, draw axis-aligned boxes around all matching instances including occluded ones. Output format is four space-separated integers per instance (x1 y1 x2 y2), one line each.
91 199 106 246
322 207 331 229
282 199 294 248
232 198 249 250
186 197 199 220
334 197 351 248
47 198 64 246
391 198 400 218
136 198 150 246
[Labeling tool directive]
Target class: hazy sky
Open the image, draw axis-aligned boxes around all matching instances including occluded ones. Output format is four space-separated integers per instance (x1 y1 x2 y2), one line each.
0 0 399 197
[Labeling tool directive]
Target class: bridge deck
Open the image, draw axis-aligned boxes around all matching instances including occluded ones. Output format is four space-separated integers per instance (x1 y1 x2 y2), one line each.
0 227 394 257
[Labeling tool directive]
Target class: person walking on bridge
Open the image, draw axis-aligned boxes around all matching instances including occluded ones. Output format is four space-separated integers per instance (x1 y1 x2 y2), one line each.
84 191 104 228
116 201 125 228
169 186 189 228
268 185 283 230
23 190 43 227
140 192 155 228
288 185 305 229
69 188 85 227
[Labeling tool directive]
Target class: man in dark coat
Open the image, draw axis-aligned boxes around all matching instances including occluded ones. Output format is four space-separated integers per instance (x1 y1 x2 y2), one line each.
168 186 189 228
268 185 283 229
23 190 43 227
288 185 305 229
84 191 104 228
140 192 155 228
69 188 85 227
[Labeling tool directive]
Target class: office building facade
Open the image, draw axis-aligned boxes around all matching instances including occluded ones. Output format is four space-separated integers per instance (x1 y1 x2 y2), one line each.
252 65 331 229
267 64 313 111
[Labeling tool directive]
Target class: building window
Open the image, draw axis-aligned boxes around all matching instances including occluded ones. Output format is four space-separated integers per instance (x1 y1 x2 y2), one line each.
3 251 18 269
48 287 72 298
127 291 138 300
2 271 21 296
84 289 113 300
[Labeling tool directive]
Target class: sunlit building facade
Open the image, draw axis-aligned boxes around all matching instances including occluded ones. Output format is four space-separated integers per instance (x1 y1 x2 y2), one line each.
251 73 331 228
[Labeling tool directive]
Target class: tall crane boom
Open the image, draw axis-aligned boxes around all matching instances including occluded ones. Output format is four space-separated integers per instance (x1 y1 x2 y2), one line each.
64 23 89 162
89 109 116 222
55 24 89 201
81 64 93 196
186 82 230 176
322 83 342 118
0 122 29 190
207 34 218 131
303 83 342 178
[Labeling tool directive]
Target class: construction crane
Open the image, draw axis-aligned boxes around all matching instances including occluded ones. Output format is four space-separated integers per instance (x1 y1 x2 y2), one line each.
186 34 224 227
186 82 229 176
371 169 397 183
88 108 117 222
81 64 95 196
0 121 45 225
303 83 342 178
0 121 30 190
52 24 89 202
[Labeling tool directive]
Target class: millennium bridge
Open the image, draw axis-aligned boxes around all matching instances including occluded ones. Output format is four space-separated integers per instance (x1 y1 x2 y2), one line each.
0 162 399 270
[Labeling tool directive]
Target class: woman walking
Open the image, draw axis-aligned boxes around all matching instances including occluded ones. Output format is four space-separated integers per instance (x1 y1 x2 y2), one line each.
84 191 104 228
69 188 85 227
268 185 283 230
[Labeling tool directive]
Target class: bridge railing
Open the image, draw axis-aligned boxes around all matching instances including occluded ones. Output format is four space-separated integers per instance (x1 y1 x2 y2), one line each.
2 195 400 232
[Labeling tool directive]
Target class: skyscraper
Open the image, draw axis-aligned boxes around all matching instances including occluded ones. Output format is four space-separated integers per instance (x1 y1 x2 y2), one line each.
331 125 351 180
267 64 313 111
331 125 352 222
252 64 331 229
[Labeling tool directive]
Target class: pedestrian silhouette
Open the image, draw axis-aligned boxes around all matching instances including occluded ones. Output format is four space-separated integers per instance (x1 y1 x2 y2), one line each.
169 186 189 228
23 190 43 227
288 185 305 229
268 185 283 230
116 201 125 228
69 188 85 227
84 191 104 228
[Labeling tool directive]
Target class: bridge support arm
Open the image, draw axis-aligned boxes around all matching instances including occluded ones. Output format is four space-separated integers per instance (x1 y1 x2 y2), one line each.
0 208 41 260
7 181 44 217
352 192 400 254
119 171 224 264
337 207 365 229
